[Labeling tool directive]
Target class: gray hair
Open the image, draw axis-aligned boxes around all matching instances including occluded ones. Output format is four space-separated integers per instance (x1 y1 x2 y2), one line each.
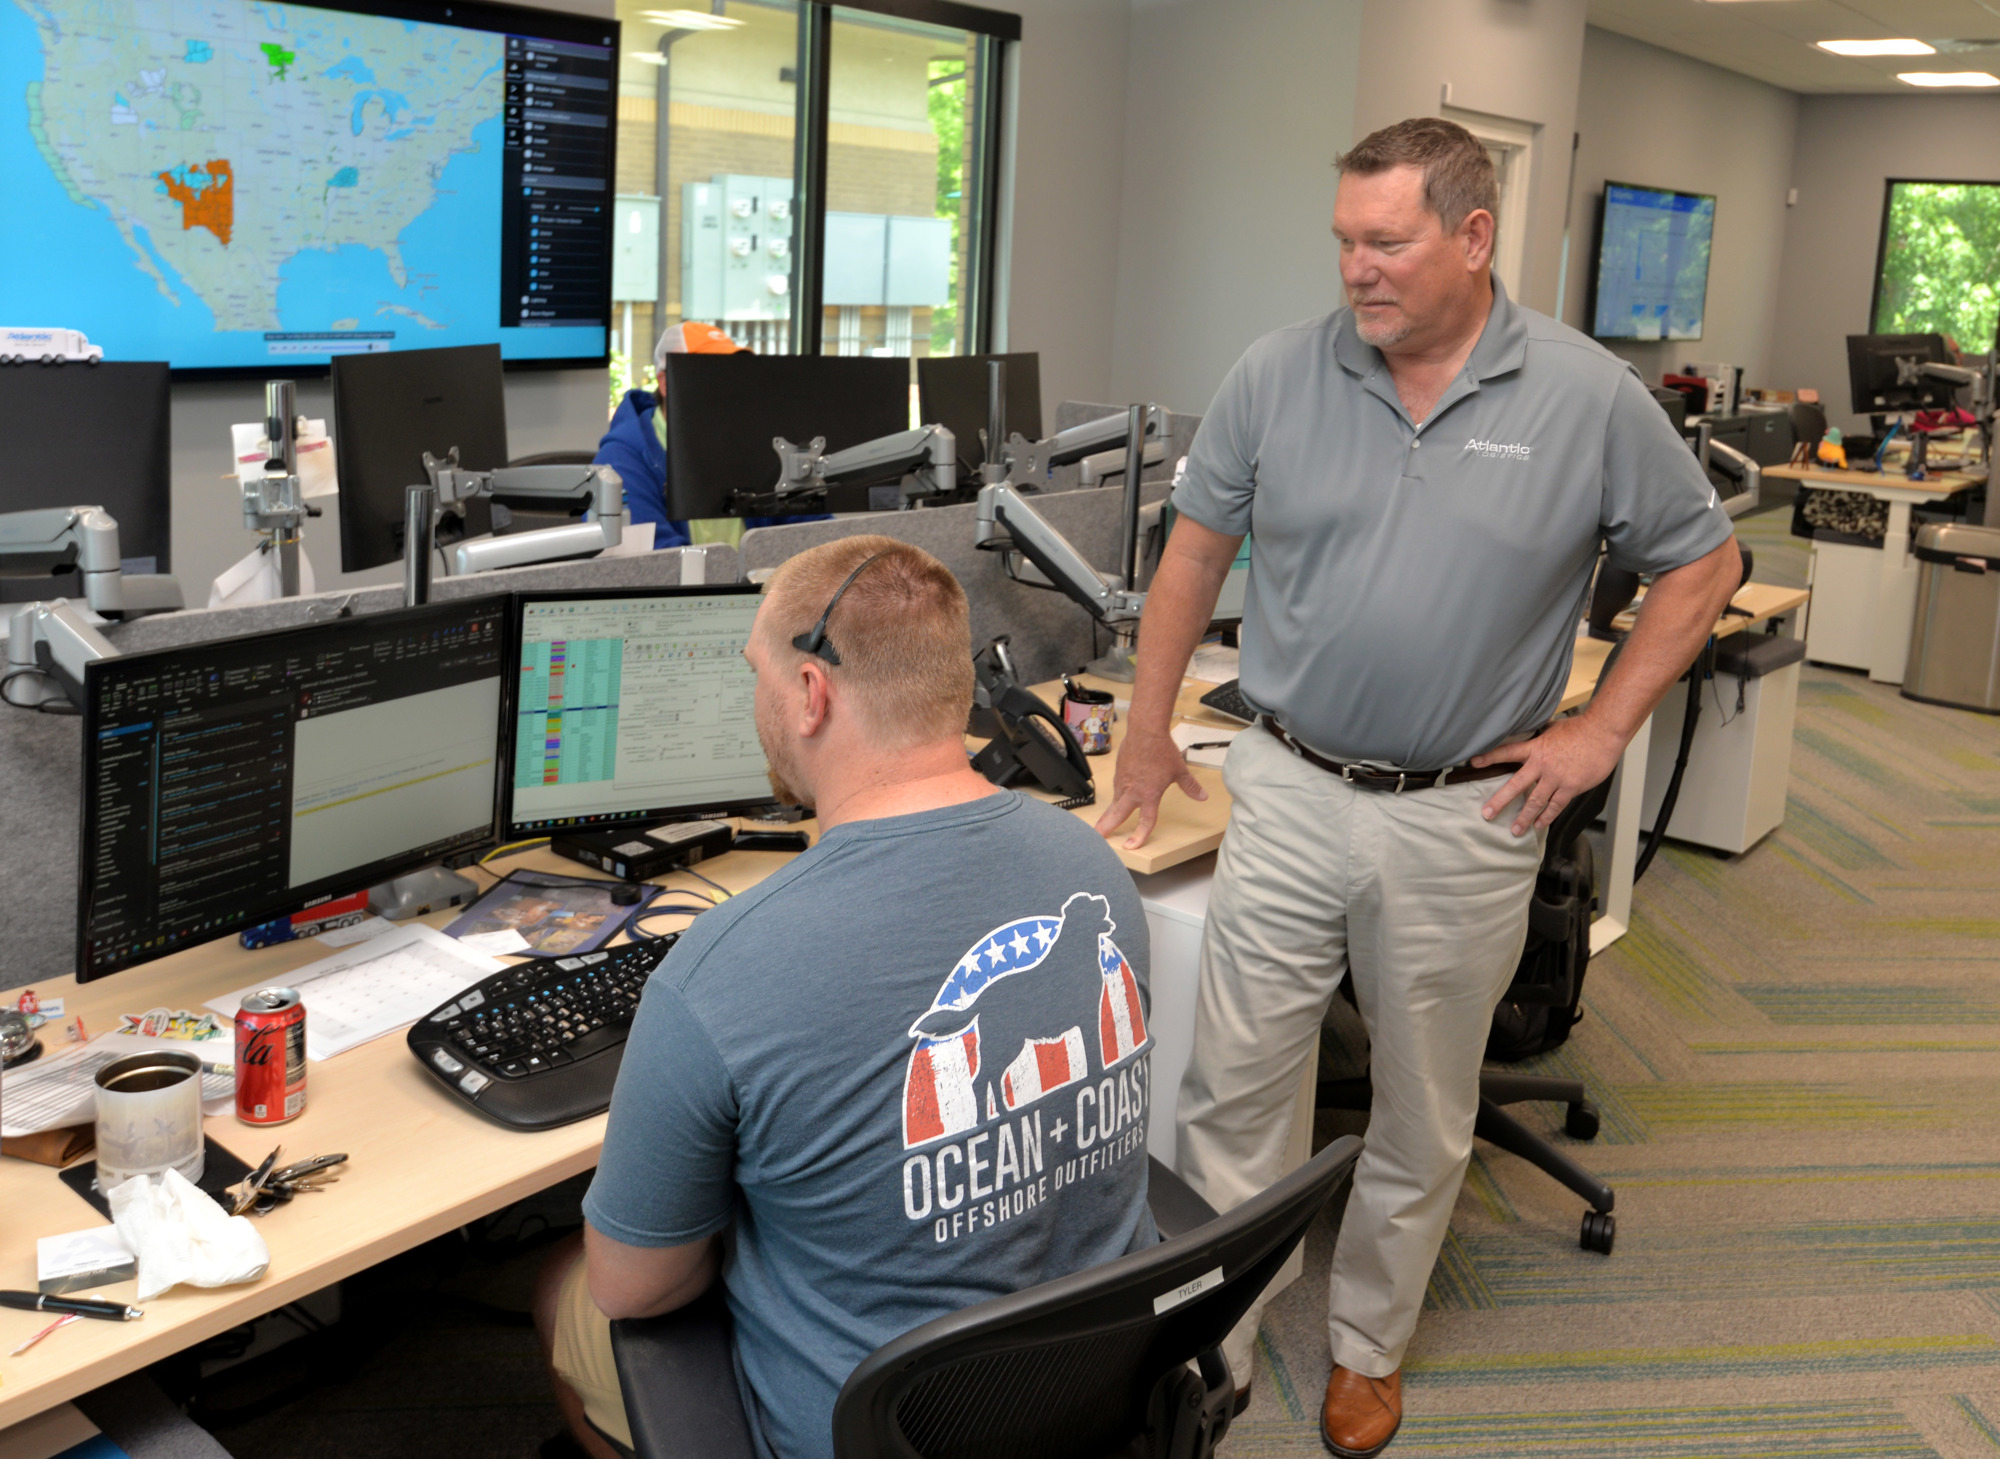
1335 117 1498 233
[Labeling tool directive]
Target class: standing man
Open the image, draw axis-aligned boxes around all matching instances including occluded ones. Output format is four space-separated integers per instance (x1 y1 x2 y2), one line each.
1097 118 1741 1457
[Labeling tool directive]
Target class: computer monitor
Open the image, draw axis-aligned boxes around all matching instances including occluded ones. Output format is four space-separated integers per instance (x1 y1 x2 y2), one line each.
77 597 509 981
1846 333 1957 416
3 0 616 375
333 344 509 572
506 586 771 836
1589 182 1716 342
0 362 170 603
917 353 1043 481
661 354 910 518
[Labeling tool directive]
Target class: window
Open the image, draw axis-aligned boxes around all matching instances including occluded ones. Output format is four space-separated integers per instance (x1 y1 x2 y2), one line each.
609 0 1015 396
1871 179 2000 351
1443 105 1535 302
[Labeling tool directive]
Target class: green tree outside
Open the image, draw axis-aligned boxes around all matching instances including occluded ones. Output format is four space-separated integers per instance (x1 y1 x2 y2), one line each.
928 55 966 355
1873 181 2000 350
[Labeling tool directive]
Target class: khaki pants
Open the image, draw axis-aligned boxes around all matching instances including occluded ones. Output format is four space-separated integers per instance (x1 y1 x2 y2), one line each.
1175 725 1543 1383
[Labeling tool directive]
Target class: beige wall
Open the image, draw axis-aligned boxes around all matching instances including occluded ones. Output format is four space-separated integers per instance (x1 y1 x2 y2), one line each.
1352 0 1587 315
1565 27 1798 387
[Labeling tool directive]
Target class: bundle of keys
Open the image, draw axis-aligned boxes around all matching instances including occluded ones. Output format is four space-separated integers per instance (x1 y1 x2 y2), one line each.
227 1149 349 1216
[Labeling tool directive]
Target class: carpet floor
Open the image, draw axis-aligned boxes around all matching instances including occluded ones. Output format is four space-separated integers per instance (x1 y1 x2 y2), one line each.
1228 509 2000 1456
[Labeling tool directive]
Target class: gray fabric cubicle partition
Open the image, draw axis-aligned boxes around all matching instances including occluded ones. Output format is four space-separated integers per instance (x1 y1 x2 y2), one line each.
0 546 732 989
737 482 1170 689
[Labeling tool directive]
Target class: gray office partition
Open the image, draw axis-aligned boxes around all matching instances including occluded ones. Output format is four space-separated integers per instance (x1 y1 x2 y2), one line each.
737 482 1170 690
0 546 731 987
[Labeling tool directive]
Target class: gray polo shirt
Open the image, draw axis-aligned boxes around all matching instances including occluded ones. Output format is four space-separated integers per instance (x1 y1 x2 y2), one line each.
1171 277 1734 769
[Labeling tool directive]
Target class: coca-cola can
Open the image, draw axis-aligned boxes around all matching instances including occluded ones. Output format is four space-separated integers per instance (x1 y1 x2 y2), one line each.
236 987 306 1125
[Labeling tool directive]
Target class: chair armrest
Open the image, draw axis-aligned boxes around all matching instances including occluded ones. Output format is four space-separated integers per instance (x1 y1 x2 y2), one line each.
609 1290 759 1459
1148 1155 1220 1240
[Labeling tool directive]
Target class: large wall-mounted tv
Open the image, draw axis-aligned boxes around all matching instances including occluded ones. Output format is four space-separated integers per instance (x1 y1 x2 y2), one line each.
0 0 617 376
1589 182 1716 343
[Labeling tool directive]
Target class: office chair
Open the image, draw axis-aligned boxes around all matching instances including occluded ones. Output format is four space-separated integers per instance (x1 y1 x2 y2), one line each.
1316 774 1617 1256
611 1137 1364 1459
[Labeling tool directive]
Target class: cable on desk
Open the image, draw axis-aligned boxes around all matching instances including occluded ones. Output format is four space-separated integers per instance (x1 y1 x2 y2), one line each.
0 667 78 714
480 837 551 864
680 866 734 901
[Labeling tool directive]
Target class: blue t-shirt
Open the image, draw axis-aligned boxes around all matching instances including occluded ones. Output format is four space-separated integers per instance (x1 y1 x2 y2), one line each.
585 791 1158 1459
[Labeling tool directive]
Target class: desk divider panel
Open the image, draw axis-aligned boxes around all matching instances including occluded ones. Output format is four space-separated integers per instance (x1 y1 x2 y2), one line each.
0 546 732 987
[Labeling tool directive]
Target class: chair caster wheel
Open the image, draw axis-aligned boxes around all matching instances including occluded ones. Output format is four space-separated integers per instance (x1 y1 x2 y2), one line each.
1580 1210 1615 1254
1565 1102 1601 1141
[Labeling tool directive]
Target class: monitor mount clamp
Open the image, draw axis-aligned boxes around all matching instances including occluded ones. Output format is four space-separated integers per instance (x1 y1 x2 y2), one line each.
403 450 627 606
746 422 958 515
1 507 182 710
244 379 319 597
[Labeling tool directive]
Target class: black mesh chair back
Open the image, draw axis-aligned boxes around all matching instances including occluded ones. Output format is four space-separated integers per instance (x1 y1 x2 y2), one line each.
831 1134 1363 1459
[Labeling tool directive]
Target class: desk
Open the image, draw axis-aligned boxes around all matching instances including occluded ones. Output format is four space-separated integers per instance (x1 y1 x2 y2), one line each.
1764 463 1978 683
0 842 798 1431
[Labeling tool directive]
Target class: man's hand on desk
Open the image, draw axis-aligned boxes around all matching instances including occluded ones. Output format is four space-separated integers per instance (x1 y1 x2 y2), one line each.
1472 714 1625 838
1095 728 1207 850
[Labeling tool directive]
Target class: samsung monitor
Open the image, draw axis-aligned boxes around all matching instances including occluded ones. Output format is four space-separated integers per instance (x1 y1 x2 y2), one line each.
1590 183 1716 342
917 352 1043 481
2 0 617 376
333 343 508 572
661 354 911 519
78 596 509 980
506 586 771 836
0 362 171 602
1846 333 1958 416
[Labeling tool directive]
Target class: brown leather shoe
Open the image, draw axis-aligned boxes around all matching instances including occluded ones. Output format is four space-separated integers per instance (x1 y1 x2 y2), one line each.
1319 1364 1401 1457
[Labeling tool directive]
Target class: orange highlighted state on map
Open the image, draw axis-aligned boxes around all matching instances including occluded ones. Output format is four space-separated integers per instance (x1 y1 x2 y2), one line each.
158 160 233 246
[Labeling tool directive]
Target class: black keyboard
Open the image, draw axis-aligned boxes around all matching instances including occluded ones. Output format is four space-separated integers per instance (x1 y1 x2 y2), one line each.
1198 678 1255 724
408 936 679 1131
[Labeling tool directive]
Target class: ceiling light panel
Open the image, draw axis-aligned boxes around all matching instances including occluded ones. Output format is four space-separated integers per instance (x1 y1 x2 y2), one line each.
1897 69 2000 84
1817 38 1936 55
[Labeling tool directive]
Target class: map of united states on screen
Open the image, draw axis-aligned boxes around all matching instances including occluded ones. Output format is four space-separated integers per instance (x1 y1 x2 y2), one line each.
1 0 605 370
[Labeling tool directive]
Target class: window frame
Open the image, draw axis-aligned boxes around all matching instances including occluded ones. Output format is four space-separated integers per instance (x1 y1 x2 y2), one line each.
1869 176 2000 347
787 0 1018 356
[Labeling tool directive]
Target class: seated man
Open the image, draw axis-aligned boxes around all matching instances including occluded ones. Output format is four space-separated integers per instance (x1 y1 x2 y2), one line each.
536 535 1157 1459
596 322 829 550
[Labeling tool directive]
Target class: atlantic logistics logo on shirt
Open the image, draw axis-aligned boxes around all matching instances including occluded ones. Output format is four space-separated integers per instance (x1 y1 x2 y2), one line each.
1464 437 1534 461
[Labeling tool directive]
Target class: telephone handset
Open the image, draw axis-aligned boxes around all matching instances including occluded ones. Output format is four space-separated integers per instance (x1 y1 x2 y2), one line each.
967 637 1094 806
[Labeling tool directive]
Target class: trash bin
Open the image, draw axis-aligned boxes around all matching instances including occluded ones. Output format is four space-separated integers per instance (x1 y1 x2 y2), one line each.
1903 522 2000 713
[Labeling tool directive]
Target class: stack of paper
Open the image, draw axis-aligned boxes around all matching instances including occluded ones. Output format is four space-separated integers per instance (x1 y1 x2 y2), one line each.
206 923 504 1062
1 1035 234 1139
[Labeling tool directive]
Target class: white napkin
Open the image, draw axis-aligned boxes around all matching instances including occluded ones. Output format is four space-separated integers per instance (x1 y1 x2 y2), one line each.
107 1168 271 1300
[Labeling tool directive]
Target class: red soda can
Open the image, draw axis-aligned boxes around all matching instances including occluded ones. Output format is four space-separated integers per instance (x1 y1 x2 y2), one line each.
236 987 307 1125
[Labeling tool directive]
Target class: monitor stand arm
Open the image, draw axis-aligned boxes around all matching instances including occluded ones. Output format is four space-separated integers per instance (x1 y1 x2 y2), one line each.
754 423 957 512
4 599 118 710
403 450 627 605
0 506 183 616
243 380 318 597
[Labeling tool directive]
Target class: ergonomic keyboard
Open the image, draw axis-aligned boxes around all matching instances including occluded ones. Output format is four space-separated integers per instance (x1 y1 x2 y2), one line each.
1197 678 1255 725
408 936 679 1131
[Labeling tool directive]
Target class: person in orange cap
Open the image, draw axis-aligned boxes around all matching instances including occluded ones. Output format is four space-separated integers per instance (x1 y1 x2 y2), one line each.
594 322 827 547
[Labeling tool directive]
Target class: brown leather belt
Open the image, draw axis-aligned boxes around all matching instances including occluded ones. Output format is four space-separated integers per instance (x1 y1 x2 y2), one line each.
1261 717 1515 792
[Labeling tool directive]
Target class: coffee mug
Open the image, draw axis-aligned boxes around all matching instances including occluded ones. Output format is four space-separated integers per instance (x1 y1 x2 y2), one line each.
95 1050 205 1191
1062 681 1116 755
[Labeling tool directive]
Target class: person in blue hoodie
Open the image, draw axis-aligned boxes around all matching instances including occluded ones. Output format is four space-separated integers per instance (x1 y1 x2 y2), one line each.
597 321 828 549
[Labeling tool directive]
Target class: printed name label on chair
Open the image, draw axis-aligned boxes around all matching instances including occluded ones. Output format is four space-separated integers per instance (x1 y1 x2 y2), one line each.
1153 1266 1224 1315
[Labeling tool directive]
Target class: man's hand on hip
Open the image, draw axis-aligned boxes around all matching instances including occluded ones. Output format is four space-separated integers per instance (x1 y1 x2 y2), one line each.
1095 728 1207 850
1471 715 1626 836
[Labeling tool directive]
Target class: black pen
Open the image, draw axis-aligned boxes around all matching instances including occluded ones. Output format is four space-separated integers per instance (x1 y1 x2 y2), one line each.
0 1291 143 1321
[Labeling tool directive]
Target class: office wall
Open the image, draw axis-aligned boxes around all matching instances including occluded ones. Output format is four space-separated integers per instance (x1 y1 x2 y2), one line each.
1770 93 2000 435
1102 0 1363 417
1563 27 1798 386
998 0 1133 413
1351 0 1587 316
162 0 615 605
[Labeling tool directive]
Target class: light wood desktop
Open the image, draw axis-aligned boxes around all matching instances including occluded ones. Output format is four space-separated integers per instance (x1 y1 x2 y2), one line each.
0 841 796 1430
1765 462 1977 683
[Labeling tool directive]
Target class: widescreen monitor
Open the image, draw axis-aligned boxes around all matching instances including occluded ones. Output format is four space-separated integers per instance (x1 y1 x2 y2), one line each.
661 354 911 518
333 343 508 571
0 363 171 602
1590 182 1716 342
2 0 617 376
78 596 509 980
917 352 1043 481
507 586 771 836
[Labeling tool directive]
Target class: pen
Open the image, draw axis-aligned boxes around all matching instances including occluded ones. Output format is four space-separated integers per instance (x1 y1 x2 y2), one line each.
0 1291 143 1321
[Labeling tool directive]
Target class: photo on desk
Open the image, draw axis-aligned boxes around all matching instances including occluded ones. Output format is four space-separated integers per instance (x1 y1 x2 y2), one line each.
445 871 654 957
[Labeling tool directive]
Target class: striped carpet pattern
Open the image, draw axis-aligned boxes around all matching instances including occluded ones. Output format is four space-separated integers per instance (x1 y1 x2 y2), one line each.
1226 509 2000 1457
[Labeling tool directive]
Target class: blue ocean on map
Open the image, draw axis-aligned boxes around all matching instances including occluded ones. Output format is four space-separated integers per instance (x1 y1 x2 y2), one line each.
0 3 601 370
